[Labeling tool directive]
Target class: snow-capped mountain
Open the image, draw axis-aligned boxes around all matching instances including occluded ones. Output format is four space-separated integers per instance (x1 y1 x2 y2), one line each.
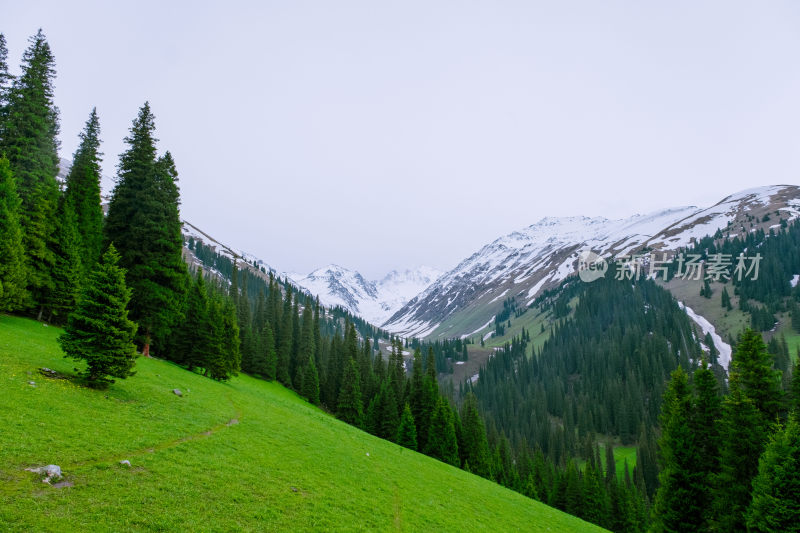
290 265 442 326
384 185 800 339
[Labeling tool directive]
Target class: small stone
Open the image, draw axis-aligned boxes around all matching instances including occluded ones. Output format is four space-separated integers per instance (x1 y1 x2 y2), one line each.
365 452 370 457
172 389 182 397
119 460 131 467
28 381 36 386
290 486 299 492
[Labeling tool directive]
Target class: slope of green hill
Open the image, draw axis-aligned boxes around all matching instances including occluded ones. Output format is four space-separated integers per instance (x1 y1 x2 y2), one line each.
0 315 604 532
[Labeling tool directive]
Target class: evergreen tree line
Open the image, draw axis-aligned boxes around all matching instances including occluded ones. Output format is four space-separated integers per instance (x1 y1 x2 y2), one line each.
673 218 800 331
651 328 800 532
407 336 470 374
0 30 240 384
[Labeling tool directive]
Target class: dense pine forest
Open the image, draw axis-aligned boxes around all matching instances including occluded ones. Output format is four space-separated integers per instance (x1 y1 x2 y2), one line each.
1 29 799 532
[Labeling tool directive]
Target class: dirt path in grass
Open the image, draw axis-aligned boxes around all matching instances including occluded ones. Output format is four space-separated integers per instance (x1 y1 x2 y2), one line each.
63 396 242 471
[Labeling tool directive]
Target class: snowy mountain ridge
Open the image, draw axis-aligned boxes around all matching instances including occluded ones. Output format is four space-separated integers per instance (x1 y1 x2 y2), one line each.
289 264 443 327
384 185 800 339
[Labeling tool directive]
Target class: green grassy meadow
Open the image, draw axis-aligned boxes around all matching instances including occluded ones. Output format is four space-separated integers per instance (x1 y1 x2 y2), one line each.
0 315 605 532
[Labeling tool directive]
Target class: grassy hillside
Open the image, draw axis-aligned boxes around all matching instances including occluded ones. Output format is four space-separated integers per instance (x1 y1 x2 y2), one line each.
0 315 604 532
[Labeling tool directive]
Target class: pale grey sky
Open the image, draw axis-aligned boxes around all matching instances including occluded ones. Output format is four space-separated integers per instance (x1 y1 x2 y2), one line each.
5 1 800 278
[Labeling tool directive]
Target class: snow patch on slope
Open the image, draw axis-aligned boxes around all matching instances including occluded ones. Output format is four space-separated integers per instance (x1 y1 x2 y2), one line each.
679 302 732 370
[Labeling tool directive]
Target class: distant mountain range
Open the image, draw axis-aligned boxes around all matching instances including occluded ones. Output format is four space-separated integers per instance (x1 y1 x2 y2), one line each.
176 183 800 342
289 265 442 327
383 185 800 339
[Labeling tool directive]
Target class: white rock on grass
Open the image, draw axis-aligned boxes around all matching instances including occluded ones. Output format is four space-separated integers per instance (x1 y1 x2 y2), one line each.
25 464 62 483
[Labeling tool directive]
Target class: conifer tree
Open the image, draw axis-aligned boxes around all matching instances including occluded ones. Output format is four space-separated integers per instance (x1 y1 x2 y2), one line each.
792 359 800 413
460 391 492 478
46 200 82 324
175 268 211 371
691 359 722 529
397 402 418 450
733 328 784 422
58 245 137 387
262 322 278 380
0 156 28 312
605 444 616 485
713 374 768 532
425 397 459 466
721 285 732 311
0 33 12 113
1 30 60 315
63 108 103 277
301 353 320 405
337 357 363 426
746 415 800 532
651 367 704 532
277 285 293 385
104 103 186 357
378 381 400 441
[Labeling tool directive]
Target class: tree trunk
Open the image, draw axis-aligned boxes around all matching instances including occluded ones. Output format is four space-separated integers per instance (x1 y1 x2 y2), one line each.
143 331 151 358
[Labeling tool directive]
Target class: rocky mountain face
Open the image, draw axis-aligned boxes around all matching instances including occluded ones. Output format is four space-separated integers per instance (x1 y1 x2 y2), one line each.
383 185 800 339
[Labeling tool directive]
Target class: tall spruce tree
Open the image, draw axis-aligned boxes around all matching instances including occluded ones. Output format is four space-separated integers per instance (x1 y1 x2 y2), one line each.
1 30 60 315
460 392 492 478
104 103 186 357
397 403 418 450
0 33 13 127
713 374 768 532
301 353 320 405
337 357 363 426
651 367 705 532
46 199 82 324
0 156 28 312
174 268 211 371
746 414 800 532
733 328 784 422
58 245 137 387
425 397 459 466
63 108 103 277
691 359 722 529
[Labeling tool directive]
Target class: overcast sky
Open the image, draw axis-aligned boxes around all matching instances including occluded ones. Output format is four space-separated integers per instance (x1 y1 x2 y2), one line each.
5 1 800 278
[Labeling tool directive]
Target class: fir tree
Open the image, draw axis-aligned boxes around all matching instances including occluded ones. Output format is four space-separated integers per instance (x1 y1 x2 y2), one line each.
746 415 800 532
262 322 278 380
651 367 705 532
459 391 492 478
732 328 784 422
792 359 800 413
46 199 82 324
0 33 12 112
0 156 28 312
605 444 616 485
104 103 186 357
63 108 103 277
721 285 732 311
691 359 721 530
58 245 137 387
424 397 459 466
175 268 211 371
337 357 363 426
1 30 60 315
277 285 293 385
713 374 768 532
301 354 320 405
397 403 418 450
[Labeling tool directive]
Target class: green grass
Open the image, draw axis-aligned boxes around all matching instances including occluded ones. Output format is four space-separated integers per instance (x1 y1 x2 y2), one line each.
0 315 605 532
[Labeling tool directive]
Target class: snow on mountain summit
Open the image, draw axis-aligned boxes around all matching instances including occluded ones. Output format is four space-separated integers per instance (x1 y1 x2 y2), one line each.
290 265 443 327
384 185 800 339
